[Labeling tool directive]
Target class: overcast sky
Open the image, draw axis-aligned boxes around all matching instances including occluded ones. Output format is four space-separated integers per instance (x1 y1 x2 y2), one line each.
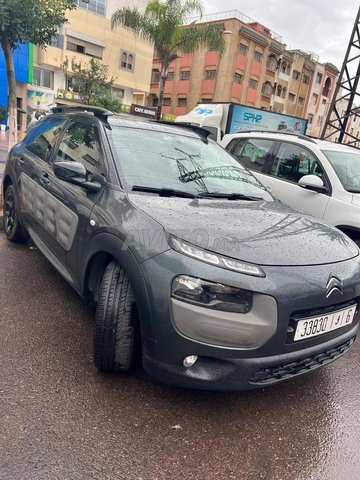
202 0 359 69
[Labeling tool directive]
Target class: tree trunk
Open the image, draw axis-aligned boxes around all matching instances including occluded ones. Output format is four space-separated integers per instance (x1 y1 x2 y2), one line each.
1 36 18 149
156 62 169 120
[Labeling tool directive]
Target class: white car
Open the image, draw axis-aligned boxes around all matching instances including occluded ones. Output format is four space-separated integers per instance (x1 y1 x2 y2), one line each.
220 131 360 242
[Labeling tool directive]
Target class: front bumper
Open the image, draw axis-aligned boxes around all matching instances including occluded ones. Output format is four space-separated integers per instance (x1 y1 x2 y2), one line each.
143 327 358 391
139 249 360 391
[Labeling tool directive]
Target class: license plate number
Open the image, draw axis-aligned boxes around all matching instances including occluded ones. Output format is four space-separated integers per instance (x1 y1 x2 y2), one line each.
294 305 356 341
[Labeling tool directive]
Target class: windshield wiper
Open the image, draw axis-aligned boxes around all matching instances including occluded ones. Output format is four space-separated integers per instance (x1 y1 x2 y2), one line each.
197 192 262 201
132 185 198 198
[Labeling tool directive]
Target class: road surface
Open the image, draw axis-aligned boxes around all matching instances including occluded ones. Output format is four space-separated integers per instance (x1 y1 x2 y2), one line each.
1 234 360 480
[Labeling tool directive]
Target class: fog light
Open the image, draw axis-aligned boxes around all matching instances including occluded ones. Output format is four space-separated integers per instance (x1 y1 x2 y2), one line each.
183 355 198 368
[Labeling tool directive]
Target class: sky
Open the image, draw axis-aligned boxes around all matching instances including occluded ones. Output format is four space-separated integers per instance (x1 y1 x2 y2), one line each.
202 0 359 69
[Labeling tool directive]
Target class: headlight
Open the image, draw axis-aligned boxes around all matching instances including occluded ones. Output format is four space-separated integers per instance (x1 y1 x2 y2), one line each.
172 276 253 314
169 236 265 277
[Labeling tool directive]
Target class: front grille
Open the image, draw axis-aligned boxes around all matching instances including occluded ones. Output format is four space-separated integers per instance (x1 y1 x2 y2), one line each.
249 337 355 385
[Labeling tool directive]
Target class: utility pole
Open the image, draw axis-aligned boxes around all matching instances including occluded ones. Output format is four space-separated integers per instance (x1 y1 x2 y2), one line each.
321 6 360 145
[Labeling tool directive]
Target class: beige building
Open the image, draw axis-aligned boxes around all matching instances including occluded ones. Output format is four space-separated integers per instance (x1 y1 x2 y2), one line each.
148 10 339 138
148 11 314 118
30 0 153 111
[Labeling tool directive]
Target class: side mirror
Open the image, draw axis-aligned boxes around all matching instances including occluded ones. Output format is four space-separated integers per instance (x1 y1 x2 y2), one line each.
53 161 103 192
298 175 327 193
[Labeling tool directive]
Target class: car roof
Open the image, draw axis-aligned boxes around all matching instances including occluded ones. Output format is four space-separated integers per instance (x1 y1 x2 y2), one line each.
223 131 360 153
50 104 209 141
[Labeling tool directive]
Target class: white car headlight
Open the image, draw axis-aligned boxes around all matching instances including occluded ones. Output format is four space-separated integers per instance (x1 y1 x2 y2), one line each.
169 237 265 277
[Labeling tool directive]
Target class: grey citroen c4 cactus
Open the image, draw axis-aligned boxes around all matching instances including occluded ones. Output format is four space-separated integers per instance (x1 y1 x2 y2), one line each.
3 105 360 390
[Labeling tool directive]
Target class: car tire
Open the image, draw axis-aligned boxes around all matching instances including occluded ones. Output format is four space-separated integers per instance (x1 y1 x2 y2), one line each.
3 185 29 243
94 260 138 373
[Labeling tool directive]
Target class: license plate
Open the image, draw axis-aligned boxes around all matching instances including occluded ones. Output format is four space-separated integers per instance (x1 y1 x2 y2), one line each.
294 305 357 341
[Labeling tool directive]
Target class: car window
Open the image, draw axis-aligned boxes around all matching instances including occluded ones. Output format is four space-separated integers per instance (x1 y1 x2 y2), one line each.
108 127 273 200
24 117 67 162
226 138 274 172
270 143 324 183
321 149 360 193
55 121 105 175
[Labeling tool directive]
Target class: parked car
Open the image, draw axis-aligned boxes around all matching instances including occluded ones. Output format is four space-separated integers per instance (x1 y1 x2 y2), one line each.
3 106 360 391
220 131 360 242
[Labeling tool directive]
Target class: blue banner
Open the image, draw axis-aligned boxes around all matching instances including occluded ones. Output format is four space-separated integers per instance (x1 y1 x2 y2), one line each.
229 105 308 135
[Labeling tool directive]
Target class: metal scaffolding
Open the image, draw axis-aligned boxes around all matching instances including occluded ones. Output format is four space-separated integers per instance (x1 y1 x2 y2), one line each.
321 6 360 145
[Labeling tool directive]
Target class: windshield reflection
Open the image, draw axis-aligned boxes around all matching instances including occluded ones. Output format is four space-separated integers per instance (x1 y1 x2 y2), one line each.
108 127 273 201
322 149 360 193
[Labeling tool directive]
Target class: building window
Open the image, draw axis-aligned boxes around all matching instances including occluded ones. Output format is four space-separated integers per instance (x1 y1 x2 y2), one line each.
303 74 310 84
292 70 301 80
66 75 82 92
280 62 291 75
151 96 159 107
120 51 135 72
180 70 190 80
254 51 262 62
262 82 273 97
177 98 187 107
151 69 160 83
67 41 85 54
67 36 103 59
204 70 217 80
163 97 171 106
317 115 323 125
322 98 326 105
312 93 318 105
201 98 212 103
249 79 258 89
76 0 106 16
233 72 243 84
316 72 323 84
266 55 277 72
322 77 331 97
288 93 296 103
111 87 124 99
308 114 314 124
33 67 54 89
299 96 305 105
239 43 248 56
167 71 175 81
49 34 64 49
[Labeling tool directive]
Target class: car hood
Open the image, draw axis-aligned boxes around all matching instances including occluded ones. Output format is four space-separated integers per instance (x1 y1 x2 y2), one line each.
128 194 359 266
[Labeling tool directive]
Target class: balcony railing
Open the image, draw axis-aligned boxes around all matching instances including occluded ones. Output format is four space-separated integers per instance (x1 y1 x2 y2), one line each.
188 10 282 42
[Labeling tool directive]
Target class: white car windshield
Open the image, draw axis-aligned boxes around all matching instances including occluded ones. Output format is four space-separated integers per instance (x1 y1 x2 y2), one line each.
109 126 273 200
322 149 360 193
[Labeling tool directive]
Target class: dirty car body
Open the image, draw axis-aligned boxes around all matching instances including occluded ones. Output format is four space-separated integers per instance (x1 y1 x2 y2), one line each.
3 106 360 391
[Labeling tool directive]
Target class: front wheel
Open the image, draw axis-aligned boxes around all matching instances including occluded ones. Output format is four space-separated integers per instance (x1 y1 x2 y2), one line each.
94 261 139 372
3 185 29 243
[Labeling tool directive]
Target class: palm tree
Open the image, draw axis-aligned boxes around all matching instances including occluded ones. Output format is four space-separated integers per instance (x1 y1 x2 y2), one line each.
111 0 225 117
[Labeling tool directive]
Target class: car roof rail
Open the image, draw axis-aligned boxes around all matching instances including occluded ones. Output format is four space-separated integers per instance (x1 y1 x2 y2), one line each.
50 105 114 120
236 130 318 144
153 120 212 140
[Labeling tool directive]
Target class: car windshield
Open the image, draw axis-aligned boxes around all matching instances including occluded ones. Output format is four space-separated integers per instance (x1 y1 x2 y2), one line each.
322 149 360 193
108 126 272 200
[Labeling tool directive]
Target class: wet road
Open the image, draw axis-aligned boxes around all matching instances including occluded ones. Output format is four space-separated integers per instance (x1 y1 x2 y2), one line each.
1 233 360 480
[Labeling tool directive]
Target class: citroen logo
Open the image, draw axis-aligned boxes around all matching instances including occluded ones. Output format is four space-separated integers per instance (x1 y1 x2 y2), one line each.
326 274 344 298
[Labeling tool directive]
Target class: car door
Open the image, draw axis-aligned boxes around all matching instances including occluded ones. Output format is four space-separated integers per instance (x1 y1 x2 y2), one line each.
254 142 331 219
15 116 68 235
39 117 107 275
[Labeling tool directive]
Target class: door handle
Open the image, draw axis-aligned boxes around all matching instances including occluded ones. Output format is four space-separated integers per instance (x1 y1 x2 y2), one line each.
17 155 25 166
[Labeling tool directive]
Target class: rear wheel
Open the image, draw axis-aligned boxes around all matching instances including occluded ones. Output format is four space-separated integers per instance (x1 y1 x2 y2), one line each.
94 261 139 372
3 185 29 243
